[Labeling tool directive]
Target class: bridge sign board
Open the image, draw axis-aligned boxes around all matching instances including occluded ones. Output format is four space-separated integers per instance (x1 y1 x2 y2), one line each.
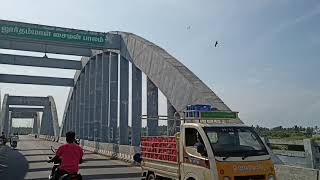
0 19 109 49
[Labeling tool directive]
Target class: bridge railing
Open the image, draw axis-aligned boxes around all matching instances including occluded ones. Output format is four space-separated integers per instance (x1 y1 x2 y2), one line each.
265 138 320 169
274 164 319 180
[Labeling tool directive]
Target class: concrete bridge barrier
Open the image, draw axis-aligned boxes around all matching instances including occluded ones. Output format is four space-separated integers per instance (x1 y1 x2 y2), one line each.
80 140 139 162
272 149 306 157
266 138 320 169
39 135 56 142
37 137 139 162
275 165 319 180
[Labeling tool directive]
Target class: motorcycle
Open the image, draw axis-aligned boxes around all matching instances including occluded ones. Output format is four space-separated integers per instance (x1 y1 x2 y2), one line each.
10 136 18 149
10 141 17 149
48 146 82 180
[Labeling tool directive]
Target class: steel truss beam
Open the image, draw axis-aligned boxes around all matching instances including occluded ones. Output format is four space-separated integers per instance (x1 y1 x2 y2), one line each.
0 53 82 70
0 74 74 87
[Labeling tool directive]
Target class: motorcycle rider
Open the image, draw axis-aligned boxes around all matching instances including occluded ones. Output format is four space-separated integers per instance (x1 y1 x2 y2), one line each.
48 131 83 180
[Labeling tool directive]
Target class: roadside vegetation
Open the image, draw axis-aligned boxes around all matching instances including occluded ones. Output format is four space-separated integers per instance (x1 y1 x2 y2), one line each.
11 127 32 135
254 125 318 140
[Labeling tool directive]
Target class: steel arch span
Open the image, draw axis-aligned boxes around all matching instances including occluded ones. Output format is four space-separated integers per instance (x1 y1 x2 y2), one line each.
117 32 230 112
61 32 232 144
0 94 59 137
0 19 232 144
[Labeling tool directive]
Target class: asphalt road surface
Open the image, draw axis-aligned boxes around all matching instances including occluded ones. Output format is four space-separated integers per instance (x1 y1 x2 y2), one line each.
0 135 141 180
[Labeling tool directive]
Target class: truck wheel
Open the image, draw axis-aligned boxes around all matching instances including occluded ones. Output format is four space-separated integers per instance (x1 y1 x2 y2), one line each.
147 173 156 180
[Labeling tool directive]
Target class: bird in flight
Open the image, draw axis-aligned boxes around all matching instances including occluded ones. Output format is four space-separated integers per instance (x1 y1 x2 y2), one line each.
214 41 218 47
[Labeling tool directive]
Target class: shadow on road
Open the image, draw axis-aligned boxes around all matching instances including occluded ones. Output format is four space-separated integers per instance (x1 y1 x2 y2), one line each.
30 172 140 180
19 148 51 151
1 147 29 180
82 172 141 179
27 157 112 164
28 164 131 172
24 152 94 157
23 153 56 157
82 158 112 162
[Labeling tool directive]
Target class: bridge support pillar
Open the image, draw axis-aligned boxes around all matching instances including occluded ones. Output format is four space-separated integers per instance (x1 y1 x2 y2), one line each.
84 63 90 140
109 52 119 143
40 105 49 135
65 110 70 134
79 72 85 139
8 111 12 135
32 112 40 135
2 105 9 136
101 52 110 142
69 98 74 134
147 78 158 136
74 84 80 137
167 100 180 136
88 57 96 141
48 96 59 137
119 56 129 145
131 65 142 146
72 91 77 135
94 54 103 142
63 110 67 134
40 109 45 134
47 105 54 136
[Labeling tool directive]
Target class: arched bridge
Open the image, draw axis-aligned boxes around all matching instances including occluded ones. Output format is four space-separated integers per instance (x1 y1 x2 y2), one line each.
0 19 230 144
0 19 237 180
0 95 59 137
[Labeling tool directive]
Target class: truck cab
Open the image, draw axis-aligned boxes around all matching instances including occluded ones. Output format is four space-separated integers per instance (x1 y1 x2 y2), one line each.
181 122 275 180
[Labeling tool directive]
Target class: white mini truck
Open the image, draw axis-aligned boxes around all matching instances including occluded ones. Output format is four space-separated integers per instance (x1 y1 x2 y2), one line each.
138 110 276 180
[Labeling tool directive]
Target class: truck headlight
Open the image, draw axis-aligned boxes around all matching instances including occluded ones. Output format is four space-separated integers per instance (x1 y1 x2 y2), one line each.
268 174 275 180
223 177 230 180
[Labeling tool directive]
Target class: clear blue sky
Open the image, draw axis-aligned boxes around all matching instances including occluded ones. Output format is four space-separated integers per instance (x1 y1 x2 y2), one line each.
0 0 319 127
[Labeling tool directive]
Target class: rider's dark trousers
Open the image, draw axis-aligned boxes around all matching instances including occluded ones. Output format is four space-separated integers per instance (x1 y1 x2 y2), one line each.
53 168 69 180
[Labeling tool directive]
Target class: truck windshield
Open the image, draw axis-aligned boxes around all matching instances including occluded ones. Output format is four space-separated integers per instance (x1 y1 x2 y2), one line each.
204 127 268 158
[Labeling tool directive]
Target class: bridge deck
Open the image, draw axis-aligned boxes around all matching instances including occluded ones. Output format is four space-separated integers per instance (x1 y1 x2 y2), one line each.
0 135 141 180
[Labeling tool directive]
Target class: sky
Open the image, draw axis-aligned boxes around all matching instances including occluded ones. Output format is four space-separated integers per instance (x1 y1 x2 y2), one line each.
0 0 319 128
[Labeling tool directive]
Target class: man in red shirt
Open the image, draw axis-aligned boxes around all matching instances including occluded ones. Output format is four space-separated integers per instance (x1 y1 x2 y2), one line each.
49 131 83 180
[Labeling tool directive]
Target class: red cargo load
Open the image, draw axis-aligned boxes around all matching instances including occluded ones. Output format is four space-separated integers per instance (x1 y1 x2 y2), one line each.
141 136 177 162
